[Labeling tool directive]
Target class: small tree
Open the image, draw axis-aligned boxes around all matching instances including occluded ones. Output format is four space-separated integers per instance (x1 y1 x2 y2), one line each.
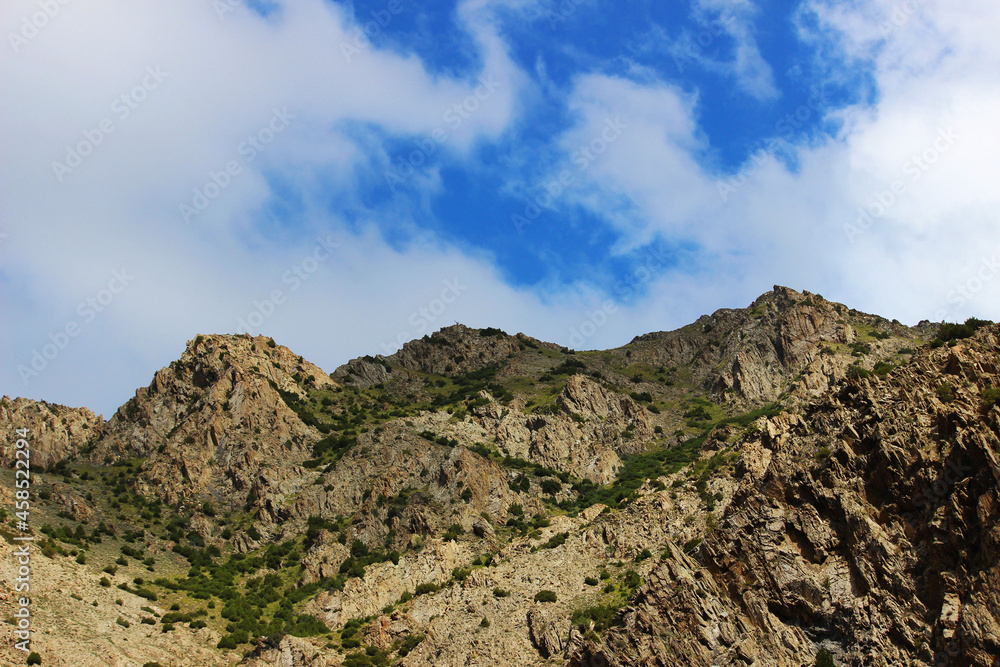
27 653 42 666
534 590 557 603
816 648 836 667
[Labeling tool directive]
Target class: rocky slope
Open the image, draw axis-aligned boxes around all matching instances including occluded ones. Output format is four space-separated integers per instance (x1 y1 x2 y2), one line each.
567 328 1000 666
94 333 335 506
0 397 103 469
1 287 995 667
625 285 924 406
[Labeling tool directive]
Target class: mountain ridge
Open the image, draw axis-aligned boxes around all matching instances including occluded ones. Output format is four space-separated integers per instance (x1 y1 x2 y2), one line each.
3 286 998 667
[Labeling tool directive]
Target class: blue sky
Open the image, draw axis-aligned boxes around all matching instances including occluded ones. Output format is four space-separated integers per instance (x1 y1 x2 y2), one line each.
2 0 1000 416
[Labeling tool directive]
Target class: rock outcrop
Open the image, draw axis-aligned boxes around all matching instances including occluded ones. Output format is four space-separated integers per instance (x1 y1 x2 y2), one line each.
6 288 994 667
628 285 924 405
568 328 1000 666
96 333 334 505
0 397 103 468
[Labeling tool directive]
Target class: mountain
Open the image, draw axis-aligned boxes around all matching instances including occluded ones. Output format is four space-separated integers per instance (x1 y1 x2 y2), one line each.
1 286 997 667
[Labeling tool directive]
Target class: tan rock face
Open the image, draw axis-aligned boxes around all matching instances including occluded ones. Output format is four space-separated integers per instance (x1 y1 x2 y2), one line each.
473 374 652 483
95 334 333 506
0 397 103 469
569 328 1000 667
285 419 524 553
241 635 341 667
389 325 525 376
627 285 922 406
0 537 234 667
9 290 989 667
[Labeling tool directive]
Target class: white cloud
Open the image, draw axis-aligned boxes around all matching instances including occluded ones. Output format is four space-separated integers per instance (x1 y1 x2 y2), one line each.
549 0 1000 325
0 0 541 414
3 0 1000 418
692 0 779 99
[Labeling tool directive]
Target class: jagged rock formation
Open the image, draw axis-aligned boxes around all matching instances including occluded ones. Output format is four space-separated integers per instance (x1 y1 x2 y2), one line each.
95 334 334 505
2 287 995 667
627 286 921 405
474 374 653 483
567 329 1000 666
389 324 531 376
0 397 103 468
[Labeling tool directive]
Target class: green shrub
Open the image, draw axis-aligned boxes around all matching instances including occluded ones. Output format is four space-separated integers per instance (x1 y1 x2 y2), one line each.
846 364 870 380
981 387 1000 410
815 648 836 667
492 588 509 598
116 617 130 628
872 361 893 377
99 577 111 588
27 653 42 665
415 583 441 595
540 479 562 495
683 538 702 552
442 524 464 541
533 590 557 603
571 603 620 632
932 318 992 346
584 576 599 586
936 383 956 403
397 633 425 656
540 532 568 550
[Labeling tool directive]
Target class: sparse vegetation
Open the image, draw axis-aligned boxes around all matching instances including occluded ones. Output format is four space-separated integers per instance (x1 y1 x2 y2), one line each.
981 387 1000 411
936 383 956 403
815 648 836 667
931 318 992 347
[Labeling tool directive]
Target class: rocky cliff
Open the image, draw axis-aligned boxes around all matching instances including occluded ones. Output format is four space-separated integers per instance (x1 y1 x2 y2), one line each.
1 287 995 667
0 397 103 469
